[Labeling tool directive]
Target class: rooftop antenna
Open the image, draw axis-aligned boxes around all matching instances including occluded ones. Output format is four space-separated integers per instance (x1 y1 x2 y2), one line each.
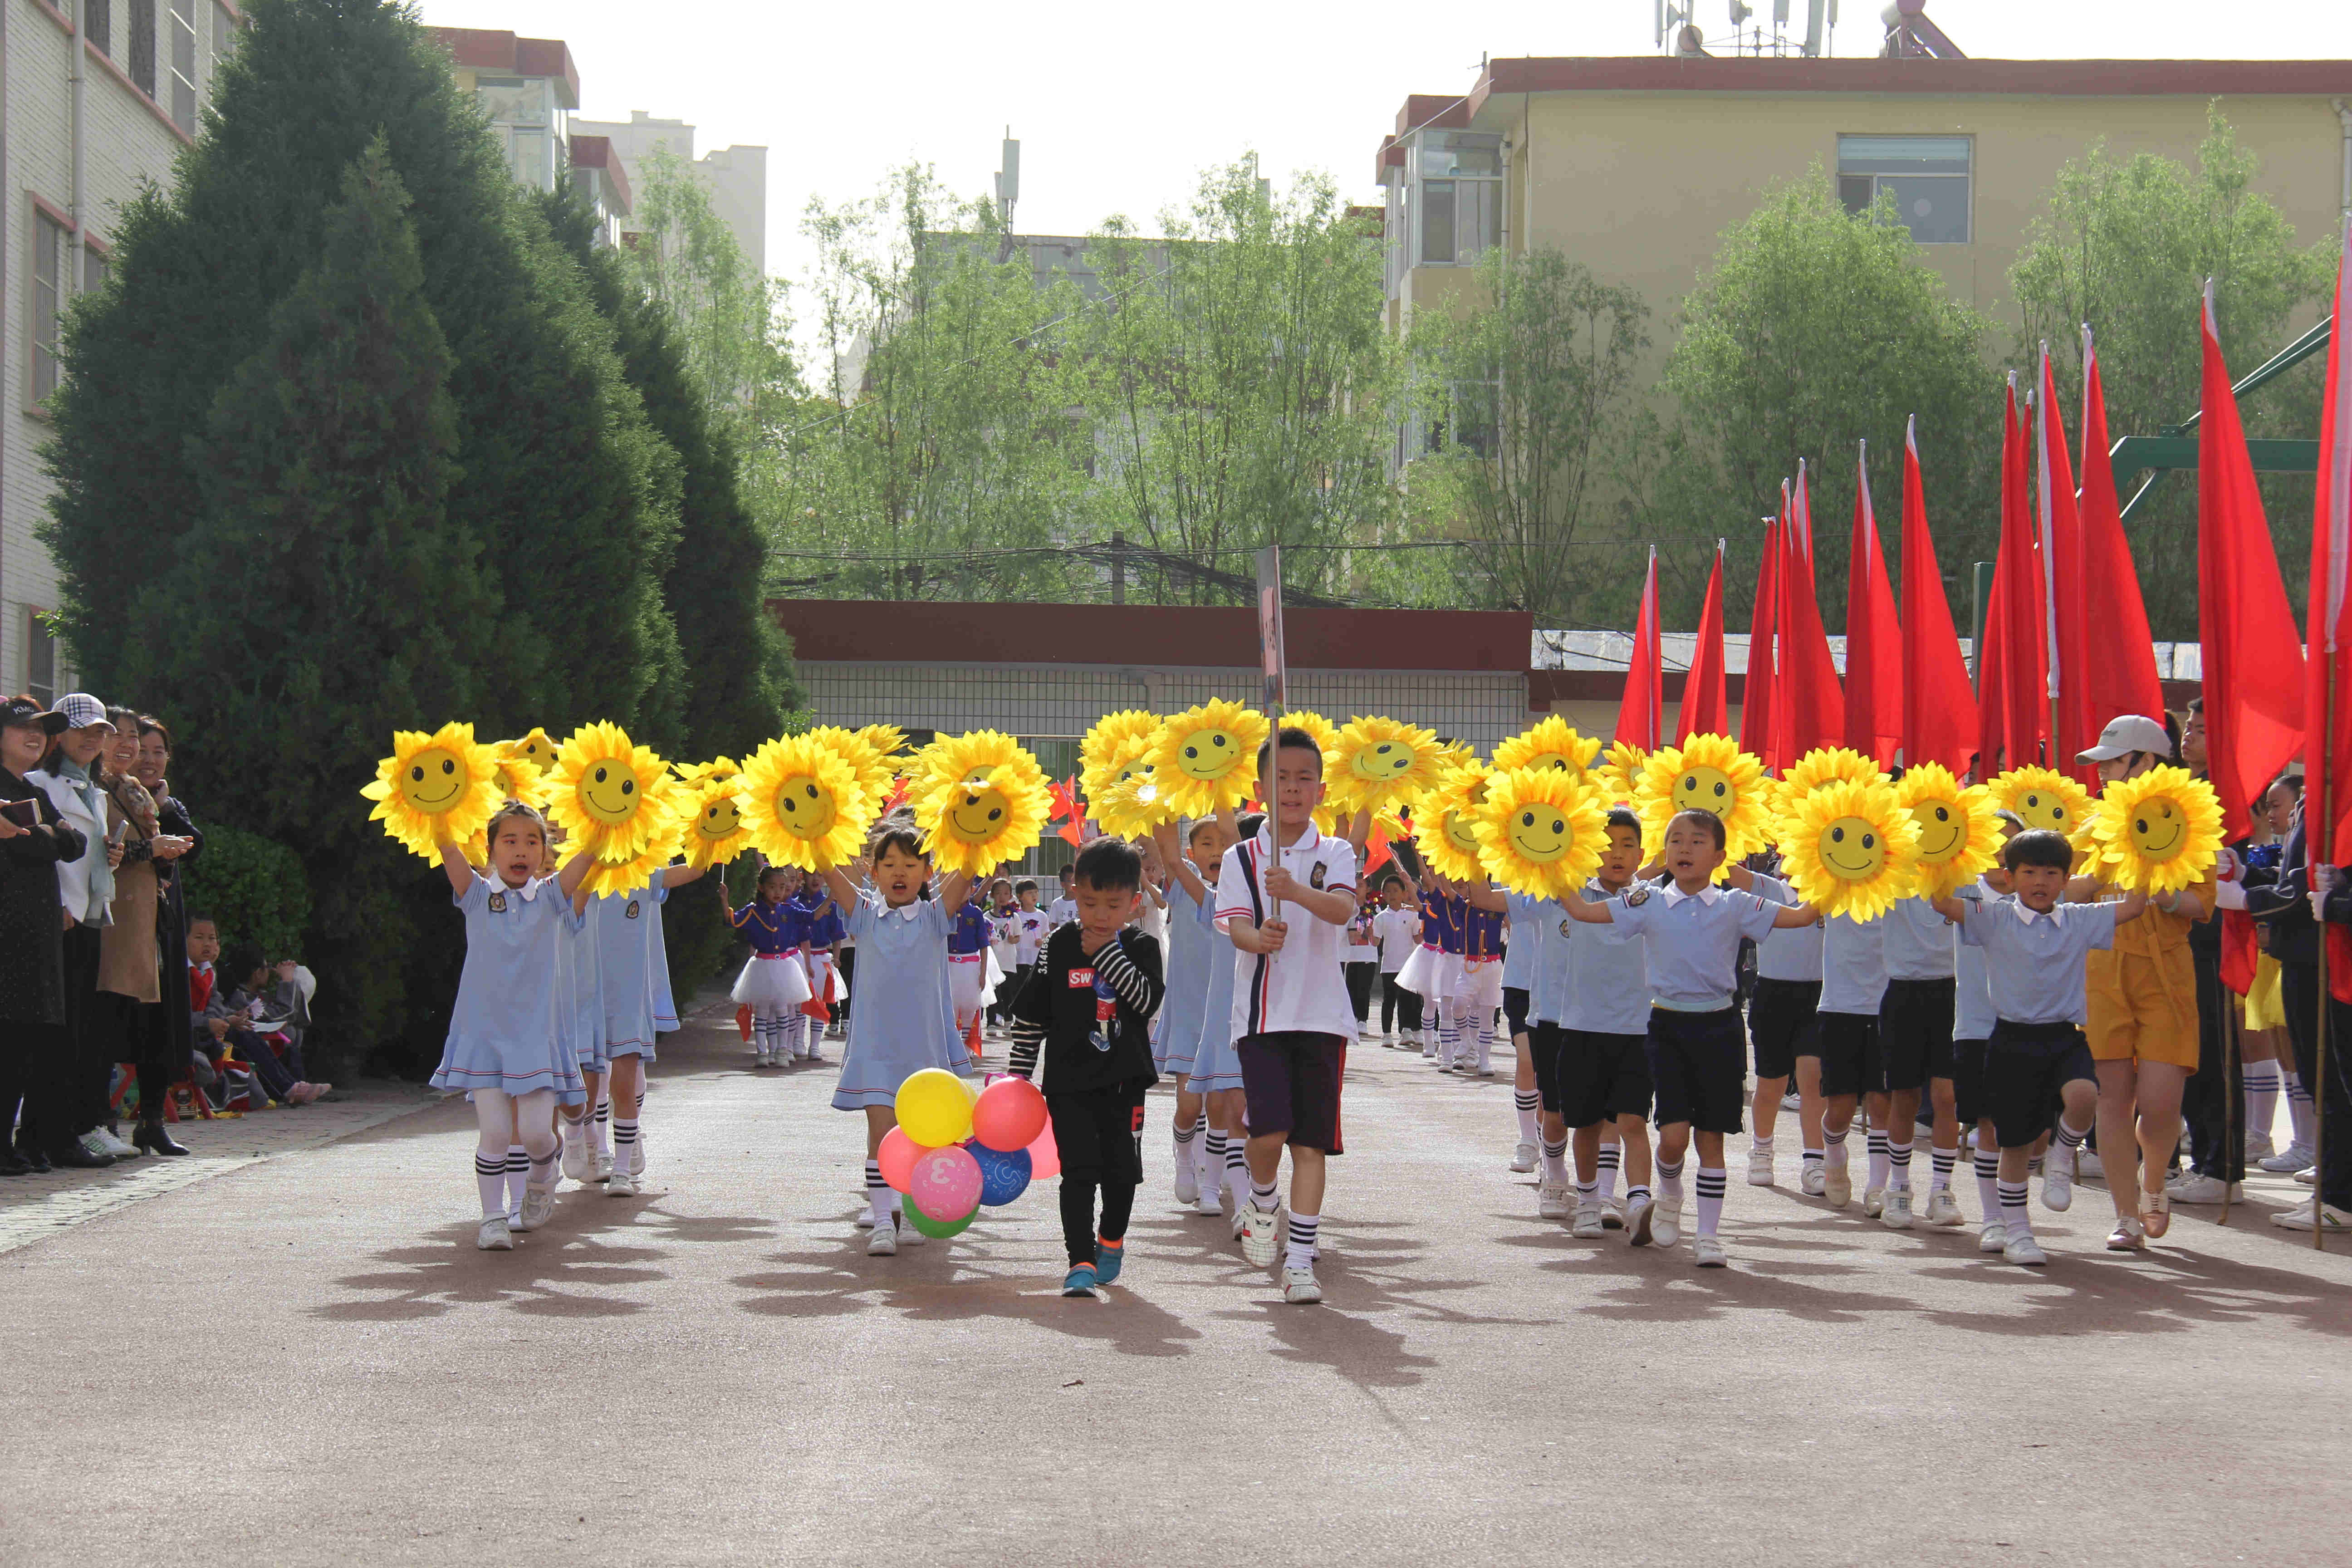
993 127 1019 231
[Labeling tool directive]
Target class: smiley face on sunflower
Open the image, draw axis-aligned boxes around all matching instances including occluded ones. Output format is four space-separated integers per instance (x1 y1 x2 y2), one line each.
362 721 503 861
1893 762 2003 899
1633 733 1771 873
739 733 873 872
544 721 683 897
912 731 1054 878
2085 765 2225 894
1470 766 1607 901
1324 714 1445 818
1147 699 1271 818
1776 775 1922 922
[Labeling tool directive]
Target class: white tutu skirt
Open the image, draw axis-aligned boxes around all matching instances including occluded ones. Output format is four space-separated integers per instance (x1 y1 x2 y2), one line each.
1399 944 1460 1002
806 951 846 1006
733 953 813 1012
948 953 991 1016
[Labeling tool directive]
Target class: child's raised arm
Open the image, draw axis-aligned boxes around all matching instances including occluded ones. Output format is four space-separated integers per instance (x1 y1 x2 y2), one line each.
436 838 477 898
1927 890 1970 925
2111 887 2151 926
1562 889 1617 924
937 871 974 913
558 847 598 910
815 862 861 912
1769 900 1821 929
658 862 706 889
1461 878 1506 912
1155 819 1210 906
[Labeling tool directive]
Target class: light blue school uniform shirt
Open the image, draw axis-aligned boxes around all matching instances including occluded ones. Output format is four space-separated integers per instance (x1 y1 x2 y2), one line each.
1952 882 1997 1040
1752 872 1826 983
1958 898 2119 1026
432 873 588 1106
593 881 671 1057
1883 897 1958 982
1609 881 1781 1012
556 908 604 1071
1154 877 1212 1073
1818 912 1888 1017
1557 882 1650 1036
830 891 971 1110
1503 892 1563 1016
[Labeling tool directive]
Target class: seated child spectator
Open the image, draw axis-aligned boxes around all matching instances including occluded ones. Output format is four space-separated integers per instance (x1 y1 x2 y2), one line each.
197 930 328 1107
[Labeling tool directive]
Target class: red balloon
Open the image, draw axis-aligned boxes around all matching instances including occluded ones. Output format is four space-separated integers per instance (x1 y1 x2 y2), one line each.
1026 1115 1060 1181
877 1126 927 1192
971 1077 1049 1152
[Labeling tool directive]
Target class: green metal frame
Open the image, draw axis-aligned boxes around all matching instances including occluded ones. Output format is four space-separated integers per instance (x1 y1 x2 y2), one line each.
2109 314 2330 520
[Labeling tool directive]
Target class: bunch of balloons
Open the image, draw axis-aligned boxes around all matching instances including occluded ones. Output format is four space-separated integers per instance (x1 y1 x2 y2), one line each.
875 1070 1060 1238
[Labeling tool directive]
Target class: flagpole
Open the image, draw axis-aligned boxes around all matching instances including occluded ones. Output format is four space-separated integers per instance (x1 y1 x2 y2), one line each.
2318 654 2333 1250
2220 973 2240 1228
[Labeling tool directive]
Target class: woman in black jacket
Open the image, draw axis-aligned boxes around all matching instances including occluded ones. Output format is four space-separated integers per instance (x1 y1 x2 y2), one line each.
130 715 199 1153
0 697 88 1176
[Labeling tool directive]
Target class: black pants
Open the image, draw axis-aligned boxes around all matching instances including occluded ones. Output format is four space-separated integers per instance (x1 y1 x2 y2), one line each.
1050 1080 1148 1266
55 926 105 1150
1382 974 1421 1034
1346 962 1376 1027
2184 945 2244 1181
2281 963 2352 1208
2 1016 71 1157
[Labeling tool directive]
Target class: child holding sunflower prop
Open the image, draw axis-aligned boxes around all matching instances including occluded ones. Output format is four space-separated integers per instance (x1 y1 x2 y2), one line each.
739 733 875 873
1896 764 2004 901
911 730 1054 879
1988 764 2092 841
1413 759 1493 885
1470 766 1607 903
542 722 683 898
677 765 754 872
1491 715 1602 779
363 721 505 862
1633 734 1771 871
1147 700 1270 820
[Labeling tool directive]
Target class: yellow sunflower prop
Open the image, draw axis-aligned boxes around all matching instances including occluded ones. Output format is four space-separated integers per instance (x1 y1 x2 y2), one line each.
678 770 754 872
1148 700 1271 818
2085 767 2225 895
1777 775 1922 923
811 725 903 814
1772 746 1884 817
913 730 1054 878
544 722 682 897
1633 733 1772 869
362 721 504 862
1492 716 1603 780
1325 715 1445 817
1279 709 1339 760
1471 767 1607 901
1896 764 2003 899
1989 765 2092 839
1416 760 1494 884
1079 710 1161 808
503 727 557 774
1093 768 1176 840
739 734 872 872
488 741 549 812
1593 741 1646 805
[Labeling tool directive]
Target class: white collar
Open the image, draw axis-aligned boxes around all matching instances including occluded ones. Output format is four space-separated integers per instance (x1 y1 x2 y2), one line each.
2009 899 2061 927
1255 822 1322 858
497 874 545 903
1660 881 1723 908
881 898 924 923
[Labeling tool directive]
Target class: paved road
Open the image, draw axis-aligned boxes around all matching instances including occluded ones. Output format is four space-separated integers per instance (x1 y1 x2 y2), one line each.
4 1004 2345 1567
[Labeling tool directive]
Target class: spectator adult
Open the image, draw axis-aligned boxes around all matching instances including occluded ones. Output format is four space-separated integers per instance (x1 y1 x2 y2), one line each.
95 707 192 1156
28 694 123 1168
132 715 202 1144
0 697 86 1176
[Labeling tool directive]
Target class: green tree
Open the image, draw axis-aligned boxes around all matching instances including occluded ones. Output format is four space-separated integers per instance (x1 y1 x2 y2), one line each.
1407 247 1649 622
1627 167 1999 631
2009 104 2334 636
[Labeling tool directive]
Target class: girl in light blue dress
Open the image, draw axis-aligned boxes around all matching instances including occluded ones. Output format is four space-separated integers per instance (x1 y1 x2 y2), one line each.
1153 809 1237 1216
813 813 977 1256
588 863 707 1196
430 803 595 1251
1160 808 1247 1227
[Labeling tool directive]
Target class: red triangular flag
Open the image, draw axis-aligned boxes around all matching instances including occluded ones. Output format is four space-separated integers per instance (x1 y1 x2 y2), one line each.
1986 377 2049 772
2220 908 2261 997
1680 542 1729 742
1898 417 1978 774
1740 518 1781 760
2305 220 2352 1000
2198 279 2306 839
2036 344 2098 786
2076 330 2168 745
1049 776 1085 848
1615 546 1663 748
1364 822 1394 879
1778 464 1845 761
1842 441 1904 765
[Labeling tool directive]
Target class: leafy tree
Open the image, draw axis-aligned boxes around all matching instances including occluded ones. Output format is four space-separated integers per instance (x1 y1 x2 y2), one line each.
1407 247 1649 622
1627 167 1999 632
2010 105 2334 635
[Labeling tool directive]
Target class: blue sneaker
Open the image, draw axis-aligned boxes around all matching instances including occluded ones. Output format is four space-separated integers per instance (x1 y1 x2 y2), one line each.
1060 1264 1098 1297
1093 1241 1125 1284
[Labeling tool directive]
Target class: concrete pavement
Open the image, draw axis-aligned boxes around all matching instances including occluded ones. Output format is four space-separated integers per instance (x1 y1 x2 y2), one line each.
3 1003 2347 1567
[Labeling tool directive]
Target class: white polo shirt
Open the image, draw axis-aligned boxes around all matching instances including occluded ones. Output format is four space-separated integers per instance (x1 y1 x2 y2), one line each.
1214 824 1359 1040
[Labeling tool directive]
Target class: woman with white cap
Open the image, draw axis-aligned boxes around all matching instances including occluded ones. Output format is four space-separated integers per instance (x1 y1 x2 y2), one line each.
27 694 127 1167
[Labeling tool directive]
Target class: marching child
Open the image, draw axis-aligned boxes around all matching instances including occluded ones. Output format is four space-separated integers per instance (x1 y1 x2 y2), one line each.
1454 893 1506 1077
1009 879 1049 997
1953 809 2026 1250
1373 876 1423 1044
590 858 706 1196
431 803 594 1250
1007 836 1165 1295
1215 728 1360 1305
1156 808 1244 1221
815 812 977 1256
1564 808 1818 1267
730 864 814 1068
1745 849 1824 1191
1046 864 1079 932
1926 828 2148 1267
1881 880 1965 1230
1551 809 1655 1240
794 875 846 1054
985 878 1021 1029
1811 911 1888 1218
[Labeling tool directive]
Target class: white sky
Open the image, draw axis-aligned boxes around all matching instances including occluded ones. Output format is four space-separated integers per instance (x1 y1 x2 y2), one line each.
420 0 2352 294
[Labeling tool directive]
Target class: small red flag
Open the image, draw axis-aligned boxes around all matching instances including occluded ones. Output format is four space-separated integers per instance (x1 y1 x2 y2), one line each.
1680 542 1730 742
2036 345 2098 786
1986 376 2049 772
2076 330 2168 743
1616 546 1664 749
1741 518 1781 760
2198 279 2305 839
1364 822 1394 879
1842 441 1904 765
1898 416 1978 774
2305 220 2352 1000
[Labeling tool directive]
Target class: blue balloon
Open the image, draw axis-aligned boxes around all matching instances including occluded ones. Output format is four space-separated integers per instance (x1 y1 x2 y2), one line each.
972 1142 1033 1206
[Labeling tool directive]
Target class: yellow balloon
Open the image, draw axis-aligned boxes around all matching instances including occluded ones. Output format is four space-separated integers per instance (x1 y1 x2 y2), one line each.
895 1068 975 1147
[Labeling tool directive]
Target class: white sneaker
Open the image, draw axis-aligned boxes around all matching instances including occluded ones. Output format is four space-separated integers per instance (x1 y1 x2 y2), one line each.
1230 1207 1250 1241
1195 1189 1225 1217
1925 1188 1965 1227
1823 1166 1852 1208
96 1127 139 1158
1241 1205 1282 1267
894 1212 926 1246
1282 1266 1323 1304
1569 1201 1604 1239
1626 1193 1656 1247
476 1215 514 1251
1599 1195 1625 1230
1799 1164 1827 1197
1538 1181 1570 1220
517 1185 555 1231
1863 1186 1886 1219
2004 1232 2048 1267
1746 1146 1775 1186
79 1130 119 1161
2269 1202 2352 1232
1881 1188 1914 1230
2241 1132 2275 1162
2042 1147 2076 1211
559 1123 589 1183
1652 1192 1683 1249
2297 1166 2318 1185
2165 1174 2239 1205
593 1150 614 1184
867 1217 897 1255
1780 1089 1802 1112
1476 1064 1495 1078
1510 1142 1539 1174
1174 1158 1199 1205
1692 1235 1727 1268
2076 1147 2104 1179
1977 1219 2009 1254
854 1206 877 1229
2260 1142 2316 1174
605 1168 640 1197
624 1131 647 1178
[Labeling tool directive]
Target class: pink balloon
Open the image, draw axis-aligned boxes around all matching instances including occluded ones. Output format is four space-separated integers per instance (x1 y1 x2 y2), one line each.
1026 1116 1060 1181
877 1126 927 1193
971 1077 1049 1152
907 1145 982 1223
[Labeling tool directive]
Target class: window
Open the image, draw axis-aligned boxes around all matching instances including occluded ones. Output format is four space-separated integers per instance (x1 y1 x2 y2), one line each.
26 612 57 709
86 0 111 58
213 0 238 65
1838 135 1970 244
31 209 65 402
169 0 198 133
129 0 157 98
1413 132 1502 267
83 243 108 295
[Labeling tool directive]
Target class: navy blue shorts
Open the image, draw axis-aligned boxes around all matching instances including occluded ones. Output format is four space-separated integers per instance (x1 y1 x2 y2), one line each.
1644 1005 1745 1134
1748 976 1820 1080
1236 1030 1347 1154
1503 986 1530 1039
1812 1011 1877 1099
1877 978 1952 1094
1561 1028 1652 1127
1984 1019 2096 1149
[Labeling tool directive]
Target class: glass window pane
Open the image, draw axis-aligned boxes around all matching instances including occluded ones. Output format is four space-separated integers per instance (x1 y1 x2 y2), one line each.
1838 174 1874 215
1426 131 1503 178
33 214 61 400
1421 180 1456 265
83 246 108 294
1837 135 1969 176
28 614 56 708
1879 174 1970 243
213 1 237 62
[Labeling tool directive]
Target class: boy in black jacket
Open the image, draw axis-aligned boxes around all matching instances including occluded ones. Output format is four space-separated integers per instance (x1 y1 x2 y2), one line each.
1009 837 1165 1296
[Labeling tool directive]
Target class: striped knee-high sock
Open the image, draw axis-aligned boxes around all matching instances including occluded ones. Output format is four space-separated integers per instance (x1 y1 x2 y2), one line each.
1929 1146 1957 1193
1225 1133 1250 1210
1541 1135 1568 1185
504 1144 528 1215
2243 1060 2280 1143
1866 1128 1891 1192
1999 1179 2033 1241
1974 1149 2001 1224
591 1094 611 1157
1695 1166 1727 1237
475 1151 507 1220
1596 1142 1621 1204
1514 1090 1540 1145
865 1160 891 1225
612 1118 640 1175
2285 1068 2316 1148
1887 1135 1913 1192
